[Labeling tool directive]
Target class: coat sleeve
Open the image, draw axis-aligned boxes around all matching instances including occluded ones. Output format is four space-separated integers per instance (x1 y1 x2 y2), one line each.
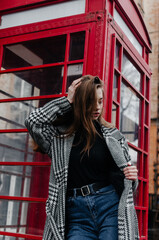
25 97 72 156
118 134 138 192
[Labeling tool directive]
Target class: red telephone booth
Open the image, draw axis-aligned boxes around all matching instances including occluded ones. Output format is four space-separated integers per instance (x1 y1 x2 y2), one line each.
0 0 151 239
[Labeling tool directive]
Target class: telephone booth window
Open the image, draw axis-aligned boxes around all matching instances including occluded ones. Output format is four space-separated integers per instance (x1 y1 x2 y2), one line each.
0 27 88 239
114 8 142 55
120 82 140 147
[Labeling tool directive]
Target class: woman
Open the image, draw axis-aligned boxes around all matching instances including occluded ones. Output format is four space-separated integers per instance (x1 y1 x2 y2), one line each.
25 75 139 240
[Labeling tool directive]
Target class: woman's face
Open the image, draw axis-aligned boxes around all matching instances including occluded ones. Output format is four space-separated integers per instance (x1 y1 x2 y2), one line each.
92 87 103 120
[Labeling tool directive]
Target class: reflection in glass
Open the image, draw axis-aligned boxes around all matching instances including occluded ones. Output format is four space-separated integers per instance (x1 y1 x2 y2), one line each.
0 237 26 240
0 100 40 129
120 82 140 146
134 180 141 206
112 104 117 127
129 148 138 167
113 74 118 100
114 9 142 55
0 132 50 165
0 165 49 198
69 32 85 61
0 200 45 236
122 54 141 91
2 35 66 70
66 64 83 89
0 66 63 99
115 43 120 69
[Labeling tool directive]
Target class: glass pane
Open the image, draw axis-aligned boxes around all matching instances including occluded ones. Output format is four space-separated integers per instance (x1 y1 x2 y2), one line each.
114 9 142 55
0 0 86 30
0 66 63 99
143 154 148 179
0 98 58 130
142 210 146 236
145 102 149 125
115 43 120 69
66 63 83 89
134 180 141 206
69 32 85 61
0 100 39 129
0 165 49 198
129 147 139 168
0 132 51 163
0 200 45 236
144 127 148 152
122 54 141 91
112 104 117 127
145 77 149 99
0 237 26 240
113 73 118 100
143 183 147 208
2 35 66 70
120 82 140 147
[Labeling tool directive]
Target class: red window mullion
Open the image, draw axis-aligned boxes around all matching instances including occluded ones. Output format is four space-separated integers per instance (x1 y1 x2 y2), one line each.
0 59 84 74
0 230 42 240
0 162 50 166
62 33 70 94
0 94 66 104
82 29 89 74
0 195 46 202
106 33 116 122
140 78 145 151
0 129 28 133
0 62 65 74
122 76 145 100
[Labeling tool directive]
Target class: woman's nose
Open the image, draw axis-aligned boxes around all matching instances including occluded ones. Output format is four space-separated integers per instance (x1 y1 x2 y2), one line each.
95 103 100 110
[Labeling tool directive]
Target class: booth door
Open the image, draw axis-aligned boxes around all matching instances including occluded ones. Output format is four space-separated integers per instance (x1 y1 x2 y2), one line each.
0 26 90 239
106 20 150 239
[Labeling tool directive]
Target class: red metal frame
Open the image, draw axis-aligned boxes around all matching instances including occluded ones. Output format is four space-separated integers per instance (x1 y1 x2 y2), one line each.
0 0 152 239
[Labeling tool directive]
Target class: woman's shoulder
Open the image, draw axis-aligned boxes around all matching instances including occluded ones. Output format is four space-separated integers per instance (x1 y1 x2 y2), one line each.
102 125 124 140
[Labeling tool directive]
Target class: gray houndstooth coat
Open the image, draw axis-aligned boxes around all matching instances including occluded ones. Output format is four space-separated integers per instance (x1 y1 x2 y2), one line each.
25 97 139 240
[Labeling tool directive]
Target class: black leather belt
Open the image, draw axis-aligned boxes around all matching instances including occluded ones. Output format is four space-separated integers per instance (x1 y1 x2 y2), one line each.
67 182 109 197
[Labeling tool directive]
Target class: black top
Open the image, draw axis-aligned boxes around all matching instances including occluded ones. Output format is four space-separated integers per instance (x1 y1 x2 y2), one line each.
67 121 119 189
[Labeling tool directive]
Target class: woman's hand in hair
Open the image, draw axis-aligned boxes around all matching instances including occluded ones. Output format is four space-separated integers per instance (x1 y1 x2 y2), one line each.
67 78 82 103
123 163 138 181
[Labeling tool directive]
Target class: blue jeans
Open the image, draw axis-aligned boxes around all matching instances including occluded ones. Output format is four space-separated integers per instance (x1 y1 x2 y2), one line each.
65 184 119 240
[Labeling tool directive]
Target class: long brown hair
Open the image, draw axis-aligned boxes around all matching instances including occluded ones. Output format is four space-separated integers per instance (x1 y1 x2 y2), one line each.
32 75 114 153
65 75 113 154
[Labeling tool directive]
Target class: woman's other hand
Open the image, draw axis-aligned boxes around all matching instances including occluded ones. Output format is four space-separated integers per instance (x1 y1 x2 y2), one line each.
123 164 138 181
67 78 82 103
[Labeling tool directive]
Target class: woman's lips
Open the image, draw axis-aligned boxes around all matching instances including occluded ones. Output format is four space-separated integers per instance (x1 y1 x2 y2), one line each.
93 112 100 117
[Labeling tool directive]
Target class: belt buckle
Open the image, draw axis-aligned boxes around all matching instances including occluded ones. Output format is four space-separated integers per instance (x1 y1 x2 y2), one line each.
81 185 90 196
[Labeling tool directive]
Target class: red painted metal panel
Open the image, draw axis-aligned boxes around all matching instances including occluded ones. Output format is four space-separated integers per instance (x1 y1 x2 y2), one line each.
0 0 66 12
0 13 96 39
87 0 105 12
